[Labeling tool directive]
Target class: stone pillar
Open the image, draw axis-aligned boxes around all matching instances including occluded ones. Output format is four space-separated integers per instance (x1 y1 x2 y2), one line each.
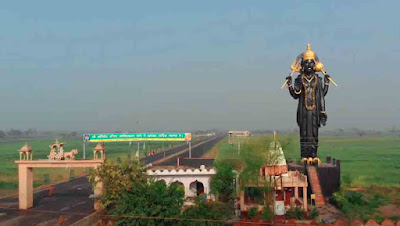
203 183 208 195
240 190 245 212
303 186 307 211
183 181 191 198
93 167 103 211
19 165 33 209
326 156 331 163
295 187 298 199
336 160 341 169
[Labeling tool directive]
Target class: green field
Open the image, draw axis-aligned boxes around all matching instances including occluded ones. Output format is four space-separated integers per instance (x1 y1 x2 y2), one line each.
0 138 198 197
1 135 399 197
216 135 400 187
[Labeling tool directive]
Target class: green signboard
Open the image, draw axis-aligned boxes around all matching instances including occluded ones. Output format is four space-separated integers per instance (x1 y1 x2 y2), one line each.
85 133 191 142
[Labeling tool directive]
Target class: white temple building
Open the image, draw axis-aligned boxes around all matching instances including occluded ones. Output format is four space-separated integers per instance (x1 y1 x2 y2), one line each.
146 165 216 204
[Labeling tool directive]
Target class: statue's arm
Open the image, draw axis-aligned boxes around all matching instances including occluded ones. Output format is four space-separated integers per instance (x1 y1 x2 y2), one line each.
319 78 327 126
323 74 330 96
319 79 326 111
288 85 298 99
288 77 302 99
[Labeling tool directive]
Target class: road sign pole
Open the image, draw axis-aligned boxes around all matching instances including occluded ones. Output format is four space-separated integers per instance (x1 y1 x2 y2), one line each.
238 137 240 155
189 142 192 158
163 143 165 158
136 142 140 158
83 141 86 160
83 136 87 172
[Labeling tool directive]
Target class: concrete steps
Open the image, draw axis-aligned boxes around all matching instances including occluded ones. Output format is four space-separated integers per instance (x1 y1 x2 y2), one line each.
307 166 326 206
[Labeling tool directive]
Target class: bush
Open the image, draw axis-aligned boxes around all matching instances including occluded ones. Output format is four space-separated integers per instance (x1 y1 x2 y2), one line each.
247 207 258 220
43 174 50 184
329 190 387 221
309 207 319 220
69 169 75 180
373 215 384 223
181 199 233 226
285 206 305 220
389 216 399 222
262 206 273 221
113 180 184 225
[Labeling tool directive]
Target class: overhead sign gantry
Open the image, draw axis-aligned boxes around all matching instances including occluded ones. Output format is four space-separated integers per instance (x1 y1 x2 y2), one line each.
82 132 192 158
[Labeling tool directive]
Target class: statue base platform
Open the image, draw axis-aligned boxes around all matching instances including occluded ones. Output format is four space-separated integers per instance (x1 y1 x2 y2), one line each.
288 156 341 198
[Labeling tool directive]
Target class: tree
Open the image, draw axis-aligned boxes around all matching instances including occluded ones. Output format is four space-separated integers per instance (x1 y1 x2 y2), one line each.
389 126 400 137
210 160 235 202
112 180 184 225
234 136 280 220
0 131 6 139
358 130 366 137
352 128 366 137
69 131 78 137
24 128 37 137
89 159 184 226
7 129 22 137
238 136 273 187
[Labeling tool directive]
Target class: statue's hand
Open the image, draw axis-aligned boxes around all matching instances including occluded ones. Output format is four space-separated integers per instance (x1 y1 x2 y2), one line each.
324 74 331 83
286 76 292 85
294 78 302 88
321 112 328 126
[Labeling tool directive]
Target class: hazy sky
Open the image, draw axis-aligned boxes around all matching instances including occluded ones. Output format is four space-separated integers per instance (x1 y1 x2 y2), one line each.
1 1 399 132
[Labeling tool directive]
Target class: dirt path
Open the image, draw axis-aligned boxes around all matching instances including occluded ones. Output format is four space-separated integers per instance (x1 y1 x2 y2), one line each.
202 141 221 158
378 204 400 218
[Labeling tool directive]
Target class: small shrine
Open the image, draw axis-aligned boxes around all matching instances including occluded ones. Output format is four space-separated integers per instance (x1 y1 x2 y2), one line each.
93 142 106 160
48 140 78 160
19 143 33 160
240 132 309 215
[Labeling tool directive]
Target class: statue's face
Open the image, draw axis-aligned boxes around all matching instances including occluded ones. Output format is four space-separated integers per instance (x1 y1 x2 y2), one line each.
301 59 315 74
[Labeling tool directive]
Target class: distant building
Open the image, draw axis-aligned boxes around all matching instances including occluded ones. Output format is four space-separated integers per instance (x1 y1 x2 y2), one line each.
229 130 251 137
192 132 216 137
228 130 250 144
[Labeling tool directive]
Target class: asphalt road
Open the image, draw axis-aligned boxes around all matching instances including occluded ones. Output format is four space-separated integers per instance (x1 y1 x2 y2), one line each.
0 177 93 226
0 135 224 225
160 135 225 165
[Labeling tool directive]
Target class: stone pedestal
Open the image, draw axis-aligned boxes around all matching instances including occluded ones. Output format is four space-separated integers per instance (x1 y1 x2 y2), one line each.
288 156 341 198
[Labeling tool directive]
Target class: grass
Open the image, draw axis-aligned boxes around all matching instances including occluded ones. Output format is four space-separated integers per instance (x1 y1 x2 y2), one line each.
0 137 202 196
216 135 400 187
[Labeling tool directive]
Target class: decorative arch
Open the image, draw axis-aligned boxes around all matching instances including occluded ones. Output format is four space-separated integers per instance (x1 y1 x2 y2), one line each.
189 180 204 196
171 181 185 195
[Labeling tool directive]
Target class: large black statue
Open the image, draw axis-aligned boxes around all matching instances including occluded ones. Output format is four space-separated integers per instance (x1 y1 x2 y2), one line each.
282 44 337 161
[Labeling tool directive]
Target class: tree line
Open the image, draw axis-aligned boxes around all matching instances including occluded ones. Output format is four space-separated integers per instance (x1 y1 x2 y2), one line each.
0 129 79 140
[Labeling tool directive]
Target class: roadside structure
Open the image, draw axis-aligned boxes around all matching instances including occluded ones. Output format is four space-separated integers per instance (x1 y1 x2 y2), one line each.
229 130 251 137
15 140 104 210
19 143 33 161
93 142 106 159
228 130 250 145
